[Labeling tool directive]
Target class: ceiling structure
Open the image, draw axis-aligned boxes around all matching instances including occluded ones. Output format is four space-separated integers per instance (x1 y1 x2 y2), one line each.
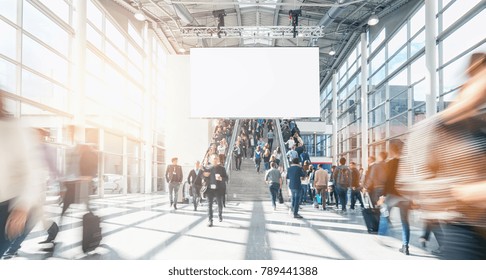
112 0 411 89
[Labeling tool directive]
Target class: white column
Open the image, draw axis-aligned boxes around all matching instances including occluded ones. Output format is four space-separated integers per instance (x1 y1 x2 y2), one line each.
360 32 369 169
143 23 154 194
425 0 438 118
72 0 87 142
332 72 338 165
122 136 128 195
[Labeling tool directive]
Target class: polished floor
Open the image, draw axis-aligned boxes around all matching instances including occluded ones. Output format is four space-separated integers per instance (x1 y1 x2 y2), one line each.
7 192 440 260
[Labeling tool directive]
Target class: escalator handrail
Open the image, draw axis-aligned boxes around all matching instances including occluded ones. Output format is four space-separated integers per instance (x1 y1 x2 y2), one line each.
275 119 290 172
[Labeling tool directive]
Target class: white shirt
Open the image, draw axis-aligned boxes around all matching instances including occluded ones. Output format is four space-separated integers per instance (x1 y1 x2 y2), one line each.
0 121 41 210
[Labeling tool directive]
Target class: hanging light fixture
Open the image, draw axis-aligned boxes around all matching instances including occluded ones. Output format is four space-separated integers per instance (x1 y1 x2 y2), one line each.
329 47 336 56
367 12 379 26
134 2 146 21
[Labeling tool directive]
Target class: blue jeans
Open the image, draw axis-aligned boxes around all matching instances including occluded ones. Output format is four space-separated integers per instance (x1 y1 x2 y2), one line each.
269 183 279 207
398 201 410 246
0 200 12 256
300 184 309 203
290 187 302 216
378 215 389 236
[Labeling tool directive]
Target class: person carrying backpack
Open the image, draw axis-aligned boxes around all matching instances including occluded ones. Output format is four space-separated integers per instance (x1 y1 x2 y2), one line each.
333 157 352 212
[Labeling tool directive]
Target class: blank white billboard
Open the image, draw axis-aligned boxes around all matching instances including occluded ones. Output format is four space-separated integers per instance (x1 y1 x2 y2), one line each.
190 47 320 118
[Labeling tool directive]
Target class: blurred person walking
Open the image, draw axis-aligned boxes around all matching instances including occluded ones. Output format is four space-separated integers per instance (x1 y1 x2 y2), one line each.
267 129 274 151
233 142 243 171
165 157 183 210
0 98 39 256
287 158 306 219
187 161 204 211
263 149 271 171
265 162 282 211
254 146 263 174
366 152 388 207
203 154 228 227
333 158 352 212
349 162 364 210
273 146 282 166
314 164 329 210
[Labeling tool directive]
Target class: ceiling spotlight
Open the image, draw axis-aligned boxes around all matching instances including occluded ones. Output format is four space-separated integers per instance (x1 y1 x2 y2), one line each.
298 33 304 37
367 12 379 26
134 10 145 21
179 48 186 53
329 48 336 56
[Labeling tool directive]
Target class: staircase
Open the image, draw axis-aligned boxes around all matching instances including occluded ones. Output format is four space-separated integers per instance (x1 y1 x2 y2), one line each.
227 120 289 202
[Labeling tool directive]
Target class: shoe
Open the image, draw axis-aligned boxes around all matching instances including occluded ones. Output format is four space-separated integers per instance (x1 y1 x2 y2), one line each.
174 204 177 210
194 207 197 211
419 237 427 248
273 206 277 211
207 220 213 227
170 202 173 207
322 207 327 211
39 222 59 244
2 251 18 259
399 245 410 255
219 216 223 222
294 214 303 219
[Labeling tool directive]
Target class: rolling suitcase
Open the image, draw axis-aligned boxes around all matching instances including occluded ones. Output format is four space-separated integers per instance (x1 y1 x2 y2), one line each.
82 211 102 253
362 207 380 234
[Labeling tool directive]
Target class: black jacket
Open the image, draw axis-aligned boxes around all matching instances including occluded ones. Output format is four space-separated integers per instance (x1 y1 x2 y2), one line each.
350 167 360 188
187 168 203 186
165 164 183 183
203 164 228 194
384 158 400 196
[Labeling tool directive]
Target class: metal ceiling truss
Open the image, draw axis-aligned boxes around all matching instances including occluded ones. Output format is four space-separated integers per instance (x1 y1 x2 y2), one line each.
181 25 326 39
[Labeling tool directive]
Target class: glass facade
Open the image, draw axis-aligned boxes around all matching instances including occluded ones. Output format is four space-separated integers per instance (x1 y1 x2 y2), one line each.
321 0 486 166
0 0 168 197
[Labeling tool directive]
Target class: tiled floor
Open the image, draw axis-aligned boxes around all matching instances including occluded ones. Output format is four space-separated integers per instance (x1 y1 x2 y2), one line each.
7 193 439 260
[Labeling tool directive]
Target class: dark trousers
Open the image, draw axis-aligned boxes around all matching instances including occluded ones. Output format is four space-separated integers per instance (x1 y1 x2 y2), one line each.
242 147 247 158
268 139 274 150
290 187 302 216
207 191 224 222
269 183 280 207
350 188 364 209
422 219 444 247
0 200 12 256
192 185 202 210
370 186 384 208
440 224 486 260
315 188 327 209
255 158 261 173
335 185 348 211
168 182 181 205
235 156 242 170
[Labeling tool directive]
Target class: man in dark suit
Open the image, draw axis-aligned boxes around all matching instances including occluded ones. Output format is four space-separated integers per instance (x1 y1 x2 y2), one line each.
203 154 228 227
165 157 183 210
187 161 203 211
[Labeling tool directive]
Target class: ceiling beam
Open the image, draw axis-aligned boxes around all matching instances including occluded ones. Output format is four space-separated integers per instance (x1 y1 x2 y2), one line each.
272 0 283 46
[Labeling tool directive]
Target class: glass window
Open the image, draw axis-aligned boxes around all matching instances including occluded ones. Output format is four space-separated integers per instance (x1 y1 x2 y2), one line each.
388 46 407 74
410 55 426 84
23 1 69 55
412 79 427 107
388 25 407 57
442 54 470 93
0 57 17 93
21 70 68 110
442 0 480 31
87 0 103 29
87 23 103 50
390 90 408 117
128 23 143 47
0 19 17 60
85 74 104 101
369 87 386 109
127 43 143 70
105 19 126 49
0 0 17 23
369 104 386 127
86 49 103 77
410 29 425 57
390 115 408 138
370 48 385 74
316 135 326 157
413 103 426 124
22 35 68 85
369 122 386 143
370 28 386 54
105 42 126 69
410 5 425 36
38 0 70 24
442 10 486 64
370 67 386 86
